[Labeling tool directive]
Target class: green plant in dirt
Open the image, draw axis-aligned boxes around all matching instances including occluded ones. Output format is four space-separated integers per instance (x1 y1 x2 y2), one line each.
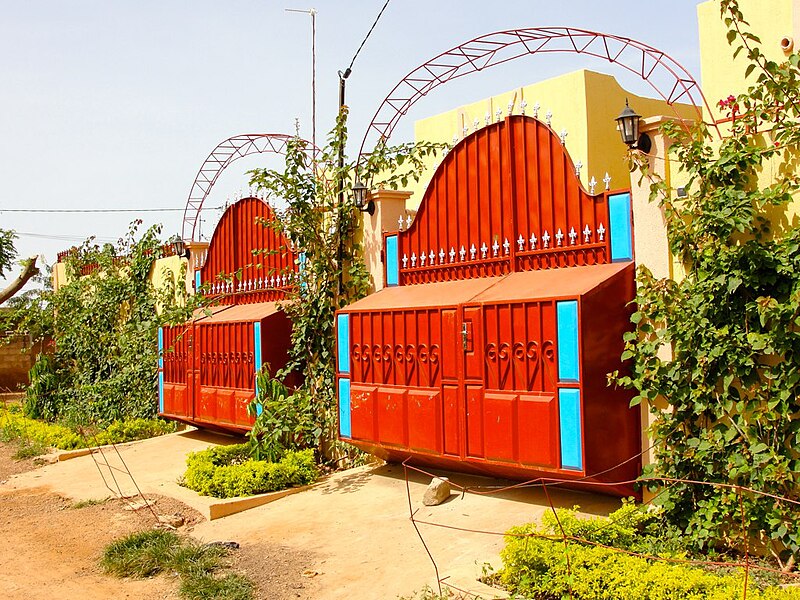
613 0 800 564
499 504 800 599
182 444 317 498
11 439 48 459
70 497 110 509
179 573 254 600
7 221 196 427
101 530 253 600
247 368 319 462
248 107 446 461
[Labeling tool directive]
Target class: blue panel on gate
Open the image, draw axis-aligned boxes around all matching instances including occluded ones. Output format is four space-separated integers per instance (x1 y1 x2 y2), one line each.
337 313 350 374
609 192 633 261
386 234 399 286
158 327 164 413
195 271 201 291
556 300 579 382
559 388 583 470
338 378 351 438
253 322 263 414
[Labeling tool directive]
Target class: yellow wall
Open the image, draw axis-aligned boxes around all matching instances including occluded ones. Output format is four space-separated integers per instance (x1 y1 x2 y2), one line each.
698 0 800 123
409 69 695 210
698 0 800 232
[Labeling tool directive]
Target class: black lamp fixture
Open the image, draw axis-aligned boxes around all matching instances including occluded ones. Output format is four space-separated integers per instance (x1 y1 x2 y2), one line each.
171 236 189 258
615 99 651 153
352 179 375 215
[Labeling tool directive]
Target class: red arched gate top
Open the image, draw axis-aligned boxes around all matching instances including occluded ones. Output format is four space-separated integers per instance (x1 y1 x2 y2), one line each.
159 197 298 433
197 197 298 305
336 115 640 496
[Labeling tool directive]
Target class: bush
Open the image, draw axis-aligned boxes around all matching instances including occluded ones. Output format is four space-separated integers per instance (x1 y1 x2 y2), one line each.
0 406 175 451
499 503 800 599
182 444 318 498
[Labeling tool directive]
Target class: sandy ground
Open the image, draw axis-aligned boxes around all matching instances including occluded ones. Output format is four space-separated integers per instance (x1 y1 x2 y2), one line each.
1 431 621 599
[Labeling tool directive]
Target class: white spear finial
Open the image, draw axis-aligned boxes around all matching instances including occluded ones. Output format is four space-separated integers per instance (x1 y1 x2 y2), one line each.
560 129 568 145
574 161 582 177
546 110 552 126
520 99 528 115
603 172 612 190
589 176 597 195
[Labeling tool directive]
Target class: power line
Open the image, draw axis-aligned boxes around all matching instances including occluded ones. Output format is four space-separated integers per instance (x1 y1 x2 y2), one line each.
347 0 391 72
0 206 224 214
14 231 119 242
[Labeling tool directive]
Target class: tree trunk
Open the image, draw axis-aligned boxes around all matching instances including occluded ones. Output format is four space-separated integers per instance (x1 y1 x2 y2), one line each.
0 257 39 305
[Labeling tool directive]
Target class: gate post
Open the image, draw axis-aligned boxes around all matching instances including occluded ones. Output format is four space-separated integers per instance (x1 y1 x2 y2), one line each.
360 189 413 292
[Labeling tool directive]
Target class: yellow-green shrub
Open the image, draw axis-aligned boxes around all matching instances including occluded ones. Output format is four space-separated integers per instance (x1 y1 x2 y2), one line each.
500 504 800 599
182 444 318 498
0 407 174 450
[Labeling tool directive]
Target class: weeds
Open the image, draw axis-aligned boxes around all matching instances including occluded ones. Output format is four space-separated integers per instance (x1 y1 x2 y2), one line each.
12 439 48 459
101 530 254 600
70 497 110 509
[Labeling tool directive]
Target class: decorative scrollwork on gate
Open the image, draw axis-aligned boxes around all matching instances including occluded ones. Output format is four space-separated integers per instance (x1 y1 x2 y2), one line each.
350 341 440 385
487 338 556 392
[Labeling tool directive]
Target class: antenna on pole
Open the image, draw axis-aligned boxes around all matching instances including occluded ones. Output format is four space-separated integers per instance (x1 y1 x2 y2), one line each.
286 8 316 152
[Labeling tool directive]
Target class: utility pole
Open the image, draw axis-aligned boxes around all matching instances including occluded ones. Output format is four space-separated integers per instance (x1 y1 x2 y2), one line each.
285 8 316 151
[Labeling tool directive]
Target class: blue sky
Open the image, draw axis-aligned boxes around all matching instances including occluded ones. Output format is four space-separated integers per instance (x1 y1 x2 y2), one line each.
0 1 710 283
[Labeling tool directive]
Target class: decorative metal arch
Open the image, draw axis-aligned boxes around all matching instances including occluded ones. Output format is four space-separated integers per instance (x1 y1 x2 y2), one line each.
358 27 718 162
182 133 314 241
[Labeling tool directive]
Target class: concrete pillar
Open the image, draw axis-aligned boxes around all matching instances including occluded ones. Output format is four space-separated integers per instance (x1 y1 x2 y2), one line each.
186 241 209 295
361 189 413 292
629 115 686 482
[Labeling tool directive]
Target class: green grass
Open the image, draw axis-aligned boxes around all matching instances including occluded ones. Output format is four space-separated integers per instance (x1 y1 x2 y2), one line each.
70 497 110 509
101 530 254 600
179 573 254 600
11 439 48 459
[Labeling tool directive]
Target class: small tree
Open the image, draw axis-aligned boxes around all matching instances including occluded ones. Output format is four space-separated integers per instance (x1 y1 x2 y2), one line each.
15 222 193 426
248 107 445 460
616 0 800 562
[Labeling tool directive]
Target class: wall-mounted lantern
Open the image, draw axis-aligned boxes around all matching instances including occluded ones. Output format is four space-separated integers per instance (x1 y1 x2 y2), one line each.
615 99 652 153
171 236 189 258
353 179 375 215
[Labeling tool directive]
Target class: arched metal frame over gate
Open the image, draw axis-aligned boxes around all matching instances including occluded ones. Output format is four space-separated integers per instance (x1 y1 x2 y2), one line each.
358 26 719 167
182 134 315 241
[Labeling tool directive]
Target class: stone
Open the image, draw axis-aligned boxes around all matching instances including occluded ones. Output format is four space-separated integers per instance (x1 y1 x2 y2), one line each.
158 513 185 528
422 477 451 506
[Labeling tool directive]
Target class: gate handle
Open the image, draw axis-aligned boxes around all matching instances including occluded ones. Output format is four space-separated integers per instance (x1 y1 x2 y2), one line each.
462 322 469 351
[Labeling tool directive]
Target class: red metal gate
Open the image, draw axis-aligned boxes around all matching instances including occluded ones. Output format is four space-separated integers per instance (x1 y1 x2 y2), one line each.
337 115 640 495
160 197 298 432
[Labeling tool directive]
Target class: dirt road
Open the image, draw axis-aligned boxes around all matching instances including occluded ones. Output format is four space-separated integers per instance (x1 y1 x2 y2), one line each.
0 442 319 600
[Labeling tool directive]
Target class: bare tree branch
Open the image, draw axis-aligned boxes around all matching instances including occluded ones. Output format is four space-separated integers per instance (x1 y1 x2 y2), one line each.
0 257 39 305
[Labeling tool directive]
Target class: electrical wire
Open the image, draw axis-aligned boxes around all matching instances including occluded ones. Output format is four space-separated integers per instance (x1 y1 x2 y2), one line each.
0 206 224 213
347 0 391 72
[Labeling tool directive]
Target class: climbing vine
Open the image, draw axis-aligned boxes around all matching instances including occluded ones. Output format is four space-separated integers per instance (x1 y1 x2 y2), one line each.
616 0 800 563
248 107 445 460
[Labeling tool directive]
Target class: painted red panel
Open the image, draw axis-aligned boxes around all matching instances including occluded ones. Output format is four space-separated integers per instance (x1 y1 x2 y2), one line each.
518 393 558 467
442 384 460 456
233 390 253 426
407 388 441 453
483 392 516 462
377 387 407 446
465 384 484 458
351 384 377 441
